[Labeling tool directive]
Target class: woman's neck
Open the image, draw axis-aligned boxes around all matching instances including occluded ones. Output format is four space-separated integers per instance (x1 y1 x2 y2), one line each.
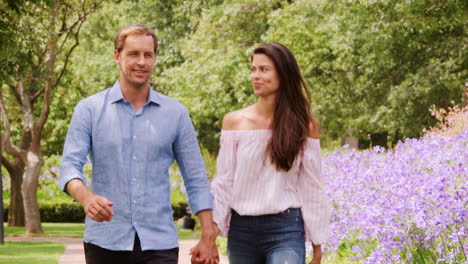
255 95 276 122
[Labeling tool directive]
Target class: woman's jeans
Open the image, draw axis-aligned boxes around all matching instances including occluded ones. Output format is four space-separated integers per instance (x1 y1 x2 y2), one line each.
227 208 306 264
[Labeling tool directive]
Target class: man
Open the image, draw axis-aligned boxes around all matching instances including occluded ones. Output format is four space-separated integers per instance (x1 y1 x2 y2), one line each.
59 24 218 264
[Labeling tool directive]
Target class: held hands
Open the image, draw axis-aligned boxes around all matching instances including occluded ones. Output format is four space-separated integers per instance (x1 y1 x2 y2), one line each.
190 223 220 264
190 240 219 264
82 193 114 222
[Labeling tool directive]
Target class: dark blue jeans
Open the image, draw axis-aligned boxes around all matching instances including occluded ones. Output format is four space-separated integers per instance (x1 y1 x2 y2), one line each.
228 208 306 264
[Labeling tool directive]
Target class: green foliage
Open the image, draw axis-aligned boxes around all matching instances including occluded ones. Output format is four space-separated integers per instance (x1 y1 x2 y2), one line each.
175 224 201 240
160 0 466 149
4 0 464 157
3 198 189 223
264 0 467 143
159 0 285 150
0 0 102 150
216 236 228 258
43 0 225 154
39 202 86 223
169 152 217 219
201 147 217 179
3 202 85 223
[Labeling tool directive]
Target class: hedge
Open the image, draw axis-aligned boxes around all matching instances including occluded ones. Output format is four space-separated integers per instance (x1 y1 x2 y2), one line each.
3 201 189 223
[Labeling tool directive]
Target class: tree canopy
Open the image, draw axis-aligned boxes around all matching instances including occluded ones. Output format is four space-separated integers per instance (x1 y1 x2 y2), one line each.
0 0 101 231
28 0 466 154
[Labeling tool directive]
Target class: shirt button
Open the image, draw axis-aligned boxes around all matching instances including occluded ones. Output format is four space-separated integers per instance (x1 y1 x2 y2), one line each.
133 156 137 160
133 178 136 181
133 136 136 139
133 200 136 203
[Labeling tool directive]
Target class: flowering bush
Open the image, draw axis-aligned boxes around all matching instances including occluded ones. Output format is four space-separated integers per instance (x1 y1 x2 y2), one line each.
323 131 467 263
427 89 468 137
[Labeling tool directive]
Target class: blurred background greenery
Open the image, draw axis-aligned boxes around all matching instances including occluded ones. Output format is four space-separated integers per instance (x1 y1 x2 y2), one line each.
0 0 466 233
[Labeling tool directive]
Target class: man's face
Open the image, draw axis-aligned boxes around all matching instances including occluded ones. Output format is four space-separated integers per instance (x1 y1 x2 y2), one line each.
114 34 156 89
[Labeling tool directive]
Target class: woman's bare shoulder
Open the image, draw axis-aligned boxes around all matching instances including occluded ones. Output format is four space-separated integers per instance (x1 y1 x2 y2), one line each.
222 107 250 130
308 118 320 139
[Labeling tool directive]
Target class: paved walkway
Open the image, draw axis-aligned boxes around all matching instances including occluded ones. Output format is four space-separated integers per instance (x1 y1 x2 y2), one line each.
5 236 228 264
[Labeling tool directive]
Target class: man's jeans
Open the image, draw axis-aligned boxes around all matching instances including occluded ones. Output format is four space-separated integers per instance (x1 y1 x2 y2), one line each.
228 208 306 264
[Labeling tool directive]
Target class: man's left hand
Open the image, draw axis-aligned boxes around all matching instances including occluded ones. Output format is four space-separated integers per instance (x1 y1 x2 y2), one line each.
191 210 220 264
190 239 219 264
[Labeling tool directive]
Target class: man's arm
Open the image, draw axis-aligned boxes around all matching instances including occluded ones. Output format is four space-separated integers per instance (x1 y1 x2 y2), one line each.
197 210 217 242
172 108 218 263
190 210 219 264
66 179 114 222
59 100 113 222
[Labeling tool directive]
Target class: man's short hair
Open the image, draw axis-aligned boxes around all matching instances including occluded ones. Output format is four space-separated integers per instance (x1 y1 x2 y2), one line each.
114 24 158 54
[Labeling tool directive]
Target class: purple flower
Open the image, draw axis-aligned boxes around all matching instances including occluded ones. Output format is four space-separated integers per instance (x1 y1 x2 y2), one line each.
322 130 468 263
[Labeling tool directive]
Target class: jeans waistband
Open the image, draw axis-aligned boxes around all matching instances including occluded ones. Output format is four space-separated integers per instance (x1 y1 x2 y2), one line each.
231 208 301 218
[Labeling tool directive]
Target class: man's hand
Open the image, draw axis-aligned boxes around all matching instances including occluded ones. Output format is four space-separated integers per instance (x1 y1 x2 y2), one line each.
190 210 220 264
66 179 114 222
190 239 219 264
82 193 114 222
309 244 322 264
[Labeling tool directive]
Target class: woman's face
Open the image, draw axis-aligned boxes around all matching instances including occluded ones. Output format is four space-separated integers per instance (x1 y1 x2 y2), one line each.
250 53 280 98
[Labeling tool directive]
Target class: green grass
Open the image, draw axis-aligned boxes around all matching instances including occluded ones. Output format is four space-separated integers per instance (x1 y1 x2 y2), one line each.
4 222 85 237
0 241 65 264
177 227 201 240
5 222 202 241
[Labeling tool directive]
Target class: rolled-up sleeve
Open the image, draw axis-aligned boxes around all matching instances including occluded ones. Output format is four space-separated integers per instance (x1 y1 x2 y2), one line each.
210 132 236 237
299 139 332 245
174 108 213 215
59 100 92 193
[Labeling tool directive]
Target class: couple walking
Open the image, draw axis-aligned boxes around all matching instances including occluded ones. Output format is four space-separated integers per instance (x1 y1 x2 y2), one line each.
59 24 331 264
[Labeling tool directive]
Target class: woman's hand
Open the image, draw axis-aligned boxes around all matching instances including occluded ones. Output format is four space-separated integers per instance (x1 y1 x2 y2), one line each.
309 244 322 264
190 221 221 264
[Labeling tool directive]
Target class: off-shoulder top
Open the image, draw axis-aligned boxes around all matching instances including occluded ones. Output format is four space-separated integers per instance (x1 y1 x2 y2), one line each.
210 129 331 244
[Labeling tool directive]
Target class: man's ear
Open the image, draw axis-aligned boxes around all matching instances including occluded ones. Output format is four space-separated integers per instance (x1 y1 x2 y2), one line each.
114 49 120 64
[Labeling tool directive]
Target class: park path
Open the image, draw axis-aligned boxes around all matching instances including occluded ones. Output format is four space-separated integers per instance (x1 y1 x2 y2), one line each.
5 236 228 264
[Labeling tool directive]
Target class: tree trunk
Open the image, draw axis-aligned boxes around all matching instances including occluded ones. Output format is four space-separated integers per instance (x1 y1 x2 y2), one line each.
2 158 26 226
22 151 43 234
8 166 25 226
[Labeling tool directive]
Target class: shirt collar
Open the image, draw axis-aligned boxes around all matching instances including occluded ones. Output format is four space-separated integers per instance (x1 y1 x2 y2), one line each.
109 80 160 106
147 87 160 105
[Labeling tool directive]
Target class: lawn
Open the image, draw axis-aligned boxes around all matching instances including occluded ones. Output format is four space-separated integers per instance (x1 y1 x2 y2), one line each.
4 222 200 240
1 222 203 264
0 241 65 264
4 222 85 237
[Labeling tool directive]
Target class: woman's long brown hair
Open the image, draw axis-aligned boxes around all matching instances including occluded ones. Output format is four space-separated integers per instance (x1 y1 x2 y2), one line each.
253 42 312 171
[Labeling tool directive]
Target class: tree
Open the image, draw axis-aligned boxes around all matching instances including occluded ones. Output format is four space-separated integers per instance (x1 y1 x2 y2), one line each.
159 0 286 151
0 133 3 243
264 0 467 145
57 0 225 151
0 0 101 233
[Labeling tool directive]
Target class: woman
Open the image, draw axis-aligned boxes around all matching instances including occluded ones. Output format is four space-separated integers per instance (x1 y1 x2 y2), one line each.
211 42 331 264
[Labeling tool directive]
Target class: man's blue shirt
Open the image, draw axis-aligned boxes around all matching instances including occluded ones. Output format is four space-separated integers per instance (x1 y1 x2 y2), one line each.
59 81 213 251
